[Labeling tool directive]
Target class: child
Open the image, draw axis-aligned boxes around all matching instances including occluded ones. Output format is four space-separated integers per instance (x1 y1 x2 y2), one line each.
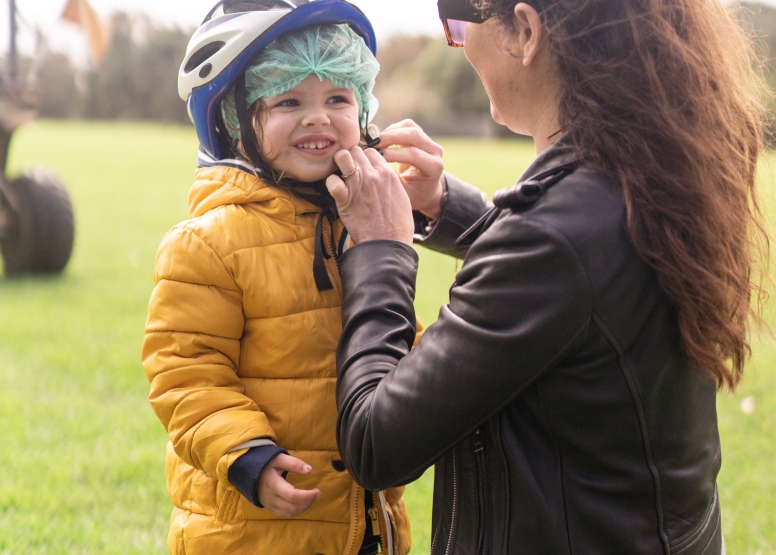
142 2 412 554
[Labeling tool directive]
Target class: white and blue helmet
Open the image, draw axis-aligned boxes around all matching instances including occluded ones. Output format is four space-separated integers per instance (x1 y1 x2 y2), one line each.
178 0 377 160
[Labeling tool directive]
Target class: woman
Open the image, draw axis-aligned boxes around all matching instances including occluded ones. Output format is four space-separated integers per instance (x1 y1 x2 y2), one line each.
324 0 768 553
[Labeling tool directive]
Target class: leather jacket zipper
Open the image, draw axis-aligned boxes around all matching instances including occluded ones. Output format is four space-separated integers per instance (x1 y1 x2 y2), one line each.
474 428 491 555
431 448 458 555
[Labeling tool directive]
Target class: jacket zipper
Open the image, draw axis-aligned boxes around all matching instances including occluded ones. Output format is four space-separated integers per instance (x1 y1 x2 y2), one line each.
446 450 459 555
431 524 441 555
367 502 380 539
431 448 458 555
377 491 396 555
474 428 491 555
345 487 362 555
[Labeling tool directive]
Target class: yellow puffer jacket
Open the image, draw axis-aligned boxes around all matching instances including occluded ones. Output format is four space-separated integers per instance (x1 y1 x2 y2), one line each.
142 165 411 555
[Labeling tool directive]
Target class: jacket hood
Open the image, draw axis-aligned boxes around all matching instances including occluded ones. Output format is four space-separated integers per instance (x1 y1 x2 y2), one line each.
189 165 279 218
188 165 323 218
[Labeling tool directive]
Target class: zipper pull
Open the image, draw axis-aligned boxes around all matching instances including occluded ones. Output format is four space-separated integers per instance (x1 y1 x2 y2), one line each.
368 506 381 536
474 428 484 453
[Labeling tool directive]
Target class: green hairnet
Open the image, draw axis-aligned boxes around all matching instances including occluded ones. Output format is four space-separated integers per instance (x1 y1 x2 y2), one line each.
221 24 380 140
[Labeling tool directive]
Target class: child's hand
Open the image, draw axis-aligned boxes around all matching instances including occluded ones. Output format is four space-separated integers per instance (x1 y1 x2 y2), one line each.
258 454 321 518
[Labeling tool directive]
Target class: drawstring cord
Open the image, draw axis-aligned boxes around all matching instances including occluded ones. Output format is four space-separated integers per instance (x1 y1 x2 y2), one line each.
291 180 346 292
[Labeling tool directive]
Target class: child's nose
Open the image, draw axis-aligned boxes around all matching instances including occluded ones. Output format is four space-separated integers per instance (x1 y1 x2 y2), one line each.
301 105 331 127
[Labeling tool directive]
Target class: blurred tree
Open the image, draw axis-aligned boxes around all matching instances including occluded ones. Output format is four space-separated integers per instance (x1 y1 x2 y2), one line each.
377 35 434 80
76 12 190 123
37 53 79 119
133 27 190 123
374 35 504 136
416 40 490 115
83 12 138 119
739 2 776 136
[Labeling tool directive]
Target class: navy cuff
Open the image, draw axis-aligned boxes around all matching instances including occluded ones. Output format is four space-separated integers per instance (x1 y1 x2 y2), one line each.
228 445 288 508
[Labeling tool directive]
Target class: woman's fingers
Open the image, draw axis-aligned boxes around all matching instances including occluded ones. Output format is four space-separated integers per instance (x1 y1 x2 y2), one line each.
326 174 349 207
380 118 422 134
378 126 444 157
331 147 369 202
333 149 357 175
327 150 354 207
370 121 445 218
326 146 414 245
382 146 445 178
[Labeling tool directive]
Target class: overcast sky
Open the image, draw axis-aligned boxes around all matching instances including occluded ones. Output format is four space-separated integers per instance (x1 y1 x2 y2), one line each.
0 0 445 65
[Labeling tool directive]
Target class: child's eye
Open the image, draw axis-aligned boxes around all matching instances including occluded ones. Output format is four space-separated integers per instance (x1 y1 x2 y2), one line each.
276 98 300 108
327 95 351 105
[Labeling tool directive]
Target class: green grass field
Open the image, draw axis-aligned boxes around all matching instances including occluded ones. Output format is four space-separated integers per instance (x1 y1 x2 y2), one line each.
0 121 774 554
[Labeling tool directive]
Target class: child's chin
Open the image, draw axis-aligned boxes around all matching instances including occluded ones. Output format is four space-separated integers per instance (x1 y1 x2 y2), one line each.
290 166 337 183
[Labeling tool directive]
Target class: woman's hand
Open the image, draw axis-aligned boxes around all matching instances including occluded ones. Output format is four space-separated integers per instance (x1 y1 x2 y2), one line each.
377 120 445 220
326 147 415 245
258 454 321 518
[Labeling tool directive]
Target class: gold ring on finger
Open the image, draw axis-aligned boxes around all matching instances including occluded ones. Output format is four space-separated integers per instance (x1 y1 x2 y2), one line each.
342 166 360 180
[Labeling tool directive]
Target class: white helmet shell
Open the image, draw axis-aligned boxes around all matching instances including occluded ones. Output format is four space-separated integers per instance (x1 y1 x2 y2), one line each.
178 9 291 101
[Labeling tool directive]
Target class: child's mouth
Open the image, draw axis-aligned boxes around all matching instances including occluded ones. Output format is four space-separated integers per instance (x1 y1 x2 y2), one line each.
295 140 334 155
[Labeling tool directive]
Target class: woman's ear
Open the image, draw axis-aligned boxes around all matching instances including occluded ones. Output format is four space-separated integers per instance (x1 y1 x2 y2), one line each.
505 2 544 66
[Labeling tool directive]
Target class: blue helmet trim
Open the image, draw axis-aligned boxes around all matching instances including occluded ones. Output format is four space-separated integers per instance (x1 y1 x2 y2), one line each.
189 0 377 159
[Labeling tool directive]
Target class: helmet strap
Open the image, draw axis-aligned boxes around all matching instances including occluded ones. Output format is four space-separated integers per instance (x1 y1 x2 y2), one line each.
235 71 263 166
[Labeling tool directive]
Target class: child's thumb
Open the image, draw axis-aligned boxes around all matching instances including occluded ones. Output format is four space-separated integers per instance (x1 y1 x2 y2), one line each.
275 454 313 476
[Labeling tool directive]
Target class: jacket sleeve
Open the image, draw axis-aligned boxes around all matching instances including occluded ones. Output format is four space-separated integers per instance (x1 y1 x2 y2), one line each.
336 216 593 491
142 225 277 487
413 173 492 259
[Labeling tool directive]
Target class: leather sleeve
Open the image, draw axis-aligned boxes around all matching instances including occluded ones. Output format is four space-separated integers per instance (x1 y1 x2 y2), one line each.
413 173 492 259
142 225 278 486
336 216 593 491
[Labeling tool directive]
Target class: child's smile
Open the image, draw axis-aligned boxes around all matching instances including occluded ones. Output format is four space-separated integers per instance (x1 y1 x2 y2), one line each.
261 75 362 183
293 135 335 155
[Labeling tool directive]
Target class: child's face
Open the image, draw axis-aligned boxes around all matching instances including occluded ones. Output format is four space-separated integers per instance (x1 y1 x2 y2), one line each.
259 75 362 182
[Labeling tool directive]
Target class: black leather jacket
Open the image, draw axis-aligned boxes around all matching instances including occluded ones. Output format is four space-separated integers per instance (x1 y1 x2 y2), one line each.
335 140 724 555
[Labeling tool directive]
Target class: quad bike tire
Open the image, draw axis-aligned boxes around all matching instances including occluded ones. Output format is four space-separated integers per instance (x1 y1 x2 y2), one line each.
0 169 75 276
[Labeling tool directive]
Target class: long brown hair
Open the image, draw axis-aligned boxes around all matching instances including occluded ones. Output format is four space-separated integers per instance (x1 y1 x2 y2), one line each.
480 0 770 390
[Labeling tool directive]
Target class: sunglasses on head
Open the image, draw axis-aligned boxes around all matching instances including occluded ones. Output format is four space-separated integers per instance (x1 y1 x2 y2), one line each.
437 0 492 47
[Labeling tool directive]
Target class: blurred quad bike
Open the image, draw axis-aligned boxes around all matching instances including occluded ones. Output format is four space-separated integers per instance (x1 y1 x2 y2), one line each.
0 0 105 276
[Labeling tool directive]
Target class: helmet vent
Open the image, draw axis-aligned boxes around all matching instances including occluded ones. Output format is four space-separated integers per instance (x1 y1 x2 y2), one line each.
223 0 307 13
184 41 227 74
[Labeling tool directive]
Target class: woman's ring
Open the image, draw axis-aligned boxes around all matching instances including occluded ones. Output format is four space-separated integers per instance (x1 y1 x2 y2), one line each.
342 166 360 180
